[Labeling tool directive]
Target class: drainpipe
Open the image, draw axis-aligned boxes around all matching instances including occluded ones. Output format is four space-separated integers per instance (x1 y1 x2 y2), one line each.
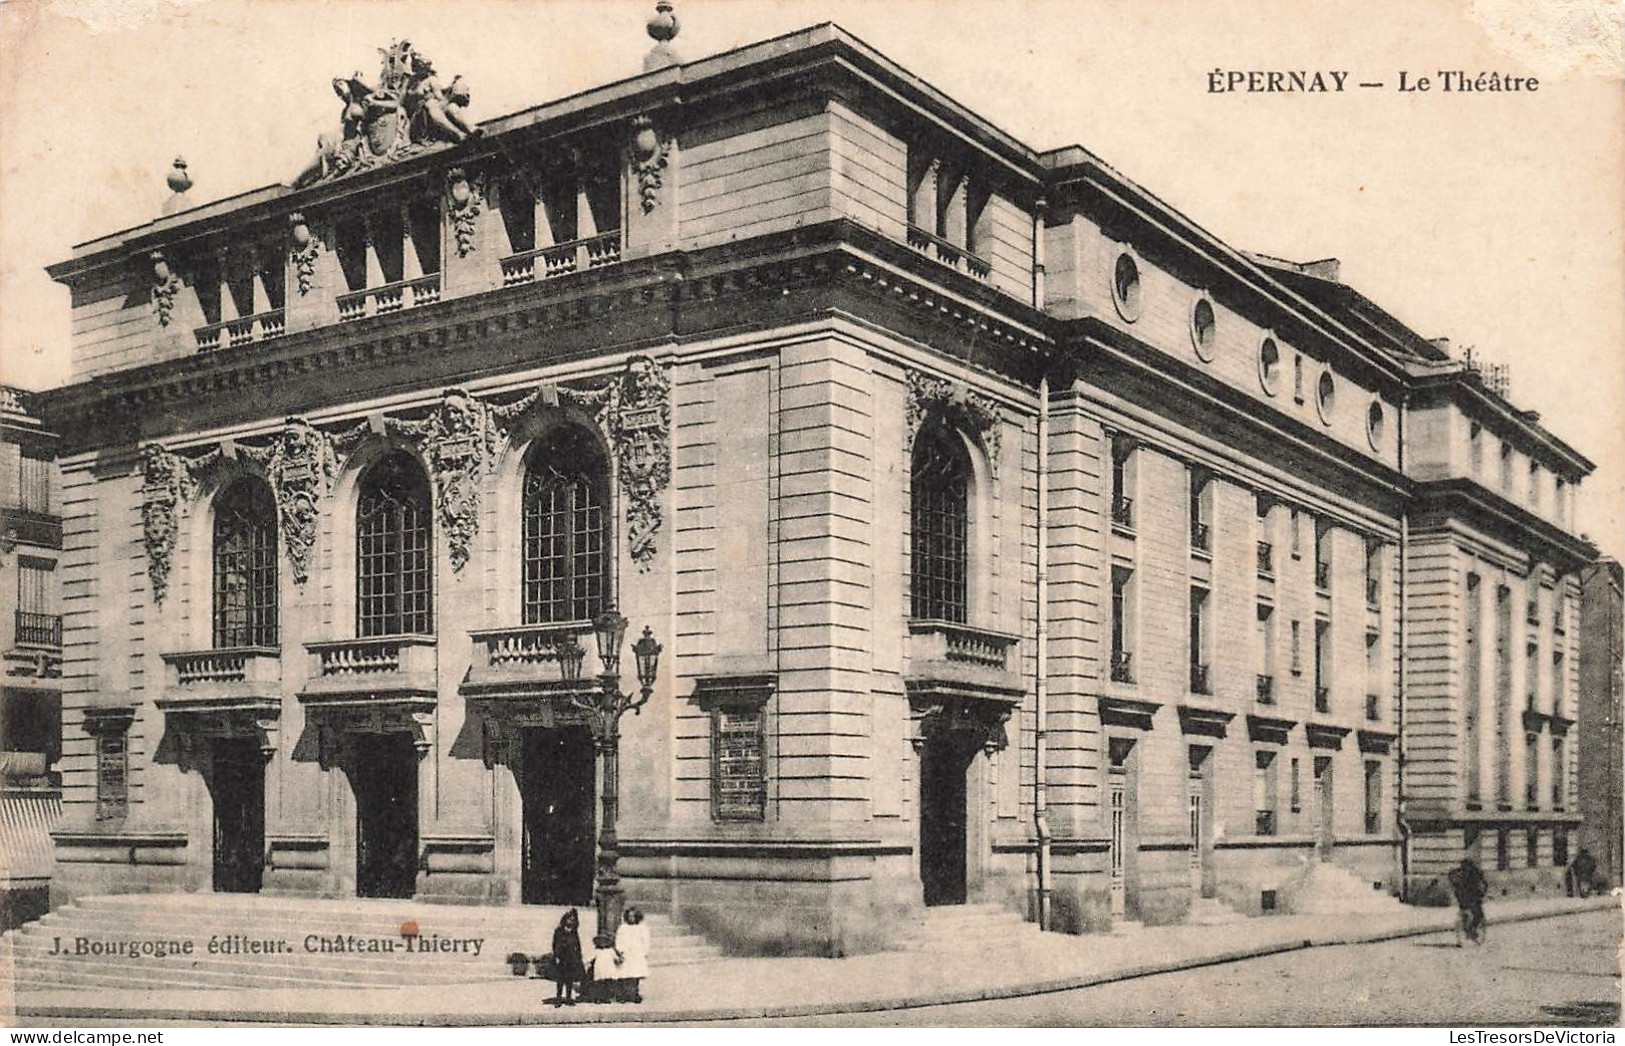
1397 390 1411 900
1034 374 1052 931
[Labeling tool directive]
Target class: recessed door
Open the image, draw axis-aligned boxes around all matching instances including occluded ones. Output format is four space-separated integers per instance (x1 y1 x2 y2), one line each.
920 735 974 907
521 727 597 906
1109 771 1127 918
354 733 419 899
211 737 265 894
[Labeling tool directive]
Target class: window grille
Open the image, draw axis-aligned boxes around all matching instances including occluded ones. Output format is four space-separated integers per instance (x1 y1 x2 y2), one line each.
19 451 51 514
910 426 970 623
522 428 609 624
356 453 433 636
212 479 279 648
96 733 128 821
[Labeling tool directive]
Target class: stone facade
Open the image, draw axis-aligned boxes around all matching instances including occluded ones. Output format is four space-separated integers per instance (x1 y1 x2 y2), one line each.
1578 559 1622 888
35 22 1597 955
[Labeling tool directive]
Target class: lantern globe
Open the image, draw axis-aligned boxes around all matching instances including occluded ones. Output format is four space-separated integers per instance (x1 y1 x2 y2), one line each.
632 627 662 690
554 636 586 683
593 612 629 672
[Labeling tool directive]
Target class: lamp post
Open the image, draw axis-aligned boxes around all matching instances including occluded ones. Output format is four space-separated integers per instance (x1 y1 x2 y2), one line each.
554 611 662 941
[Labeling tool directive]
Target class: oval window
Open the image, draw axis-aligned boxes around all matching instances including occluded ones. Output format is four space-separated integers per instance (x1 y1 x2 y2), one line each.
1191 296 1217 361
1112 252 1142 322
1367 401 1386 449
1258 336 1281 395
1316 370 1337 424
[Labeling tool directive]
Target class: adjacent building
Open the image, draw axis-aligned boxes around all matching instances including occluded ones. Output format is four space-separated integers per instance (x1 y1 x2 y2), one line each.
1579 558 1622 888
1 385 64 927
33 13 1597 954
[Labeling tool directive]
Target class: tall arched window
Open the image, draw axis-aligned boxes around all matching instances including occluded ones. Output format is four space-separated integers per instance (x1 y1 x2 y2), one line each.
356 452 433 636
910 425 971 623
213 478 278 648
522 426 609 623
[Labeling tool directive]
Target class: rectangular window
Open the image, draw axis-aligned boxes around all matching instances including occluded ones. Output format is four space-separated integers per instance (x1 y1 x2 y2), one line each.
16 558 58 647
1293 354 1305 403
1552 651 1566 710
1365 540 1382 608
1494 585 1513 807
1554 829 1569 867
1525 732 1539 809
1552 737 1565 810
1314 620 1330 713
1469 422 1483 475
711 706 766 822
18 451 52 515
1189 471 1213 554
1111 565 1135 684
96 733 128 821
1525 641 1539 711
1290 756 1302 813
1365 629 1381 718
1496 829 1510 872
1189 586 1211 694
1555 477 1567 523
1110 439 1136 532
1255 751 1278 835
1526 827 1539 869
1314 521 1332 591
1290 510 1303 559
1500 442 1514 491
1290 619 1303 676
1528 461 1541 513
1256 604 1276 703
1364 760 1382 834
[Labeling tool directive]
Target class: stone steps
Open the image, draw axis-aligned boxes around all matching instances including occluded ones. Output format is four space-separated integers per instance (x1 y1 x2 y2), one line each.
6 893 722 993
1187 896 1248 925
892 903 1044 951
1291 863 1406 916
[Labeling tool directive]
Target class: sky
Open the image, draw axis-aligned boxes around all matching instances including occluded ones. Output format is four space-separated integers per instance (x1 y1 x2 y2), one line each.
1 0 1620 555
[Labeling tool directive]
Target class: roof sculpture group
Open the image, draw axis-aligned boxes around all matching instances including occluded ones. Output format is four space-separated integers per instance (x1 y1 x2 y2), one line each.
293 40 479 187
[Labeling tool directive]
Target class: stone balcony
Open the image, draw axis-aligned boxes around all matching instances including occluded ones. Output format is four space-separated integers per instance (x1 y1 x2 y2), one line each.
194 309 286 352
336 274 442 323
157 647 281 713
904 619 1023 703
499 233 623 287
905 225 991 281
298 635 437 709
461 621 605 701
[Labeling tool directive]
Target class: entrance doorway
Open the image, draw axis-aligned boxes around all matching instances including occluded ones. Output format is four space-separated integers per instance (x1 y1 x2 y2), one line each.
354 733 419 899
919 735 976 906
1188 746 1210 899
210 737 265 894
521 726 597 906
1313 756 1334 861
1108 736 1137 919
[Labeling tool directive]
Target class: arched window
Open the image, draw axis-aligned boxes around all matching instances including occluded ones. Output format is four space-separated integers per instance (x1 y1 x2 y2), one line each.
356 452 433 636
213 478 278 648
910 425 971 622
522 427 609 623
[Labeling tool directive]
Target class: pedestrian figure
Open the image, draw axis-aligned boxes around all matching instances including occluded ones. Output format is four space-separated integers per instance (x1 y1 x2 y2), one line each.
616 906 651 1004
550 908 586 1007
1447 857 1488 946
1568 849 1599 898
586 932 625 1003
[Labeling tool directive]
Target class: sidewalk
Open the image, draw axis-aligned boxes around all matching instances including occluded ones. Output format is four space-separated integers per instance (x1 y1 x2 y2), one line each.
8 895 1618 1025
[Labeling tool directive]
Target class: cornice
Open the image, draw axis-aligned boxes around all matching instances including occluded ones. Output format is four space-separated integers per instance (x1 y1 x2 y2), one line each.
1407 371 1593 477
1410 477 1596 573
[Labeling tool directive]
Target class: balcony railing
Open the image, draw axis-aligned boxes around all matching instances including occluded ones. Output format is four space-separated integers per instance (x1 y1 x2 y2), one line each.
1257 541 1275 578
1315 561 1331 591
499 232 623 287
1365 811 1381 835
300 635 438 708
1111 496 1134 531
13 611 60 649
1255 810 1276 836
1366 692 1381 721
907 620 1021 674
1256 673 1275 704
195 308 286 352
162 647 281 688
1111 649 1135 685
1190 663 1212 695
1314 685 1330 714
1191 522 1211 554
905 225 992 281
1366 577 1380 608
337 274 443 323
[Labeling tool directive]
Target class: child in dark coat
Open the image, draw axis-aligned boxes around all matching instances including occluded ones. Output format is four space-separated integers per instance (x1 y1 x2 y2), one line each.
550 909 586 1006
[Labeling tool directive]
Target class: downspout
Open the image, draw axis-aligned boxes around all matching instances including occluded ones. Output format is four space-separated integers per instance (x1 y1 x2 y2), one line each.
1035 374 1052 931
1032 199 1052 932
1396 389 1411 900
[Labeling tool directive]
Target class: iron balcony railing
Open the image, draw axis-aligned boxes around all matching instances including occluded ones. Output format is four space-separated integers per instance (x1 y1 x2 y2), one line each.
1315 685 1330 714
1191 522 1211 554
1365 812 1381 835
1366 692 1381 721
1257 541 1275 578
14 611 61 649
1256 674 1275 704
1110 649 1135 685
1111 496 1134 531
1366 577 1381 608
1190 663 1212 695
1315 561 1331 591
1255 810 1276 836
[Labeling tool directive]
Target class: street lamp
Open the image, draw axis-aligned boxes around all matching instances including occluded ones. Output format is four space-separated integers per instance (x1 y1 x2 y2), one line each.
554 612 661 940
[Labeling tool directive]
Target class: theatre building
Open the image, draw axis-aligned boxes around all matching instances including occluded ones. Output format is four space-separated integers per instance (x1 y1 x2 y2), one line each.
36 14 1595 954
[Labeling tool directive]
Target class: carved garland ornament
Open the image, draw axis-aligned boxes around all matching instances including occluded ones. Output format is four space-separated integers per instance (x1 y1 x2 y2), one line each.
149 252 183 327
141 444 198 606
288 213 322 296
630 116 670 214
903 369 1004 479
605 356 672 567
445 168 484 257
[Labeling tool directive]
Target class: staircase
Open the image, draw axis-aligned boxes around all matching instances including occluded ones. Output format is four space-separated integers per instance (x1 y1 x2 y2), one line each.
892 902 1046 952
1290 862 1406 916
1186 895 1247 926
2 893 721 994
